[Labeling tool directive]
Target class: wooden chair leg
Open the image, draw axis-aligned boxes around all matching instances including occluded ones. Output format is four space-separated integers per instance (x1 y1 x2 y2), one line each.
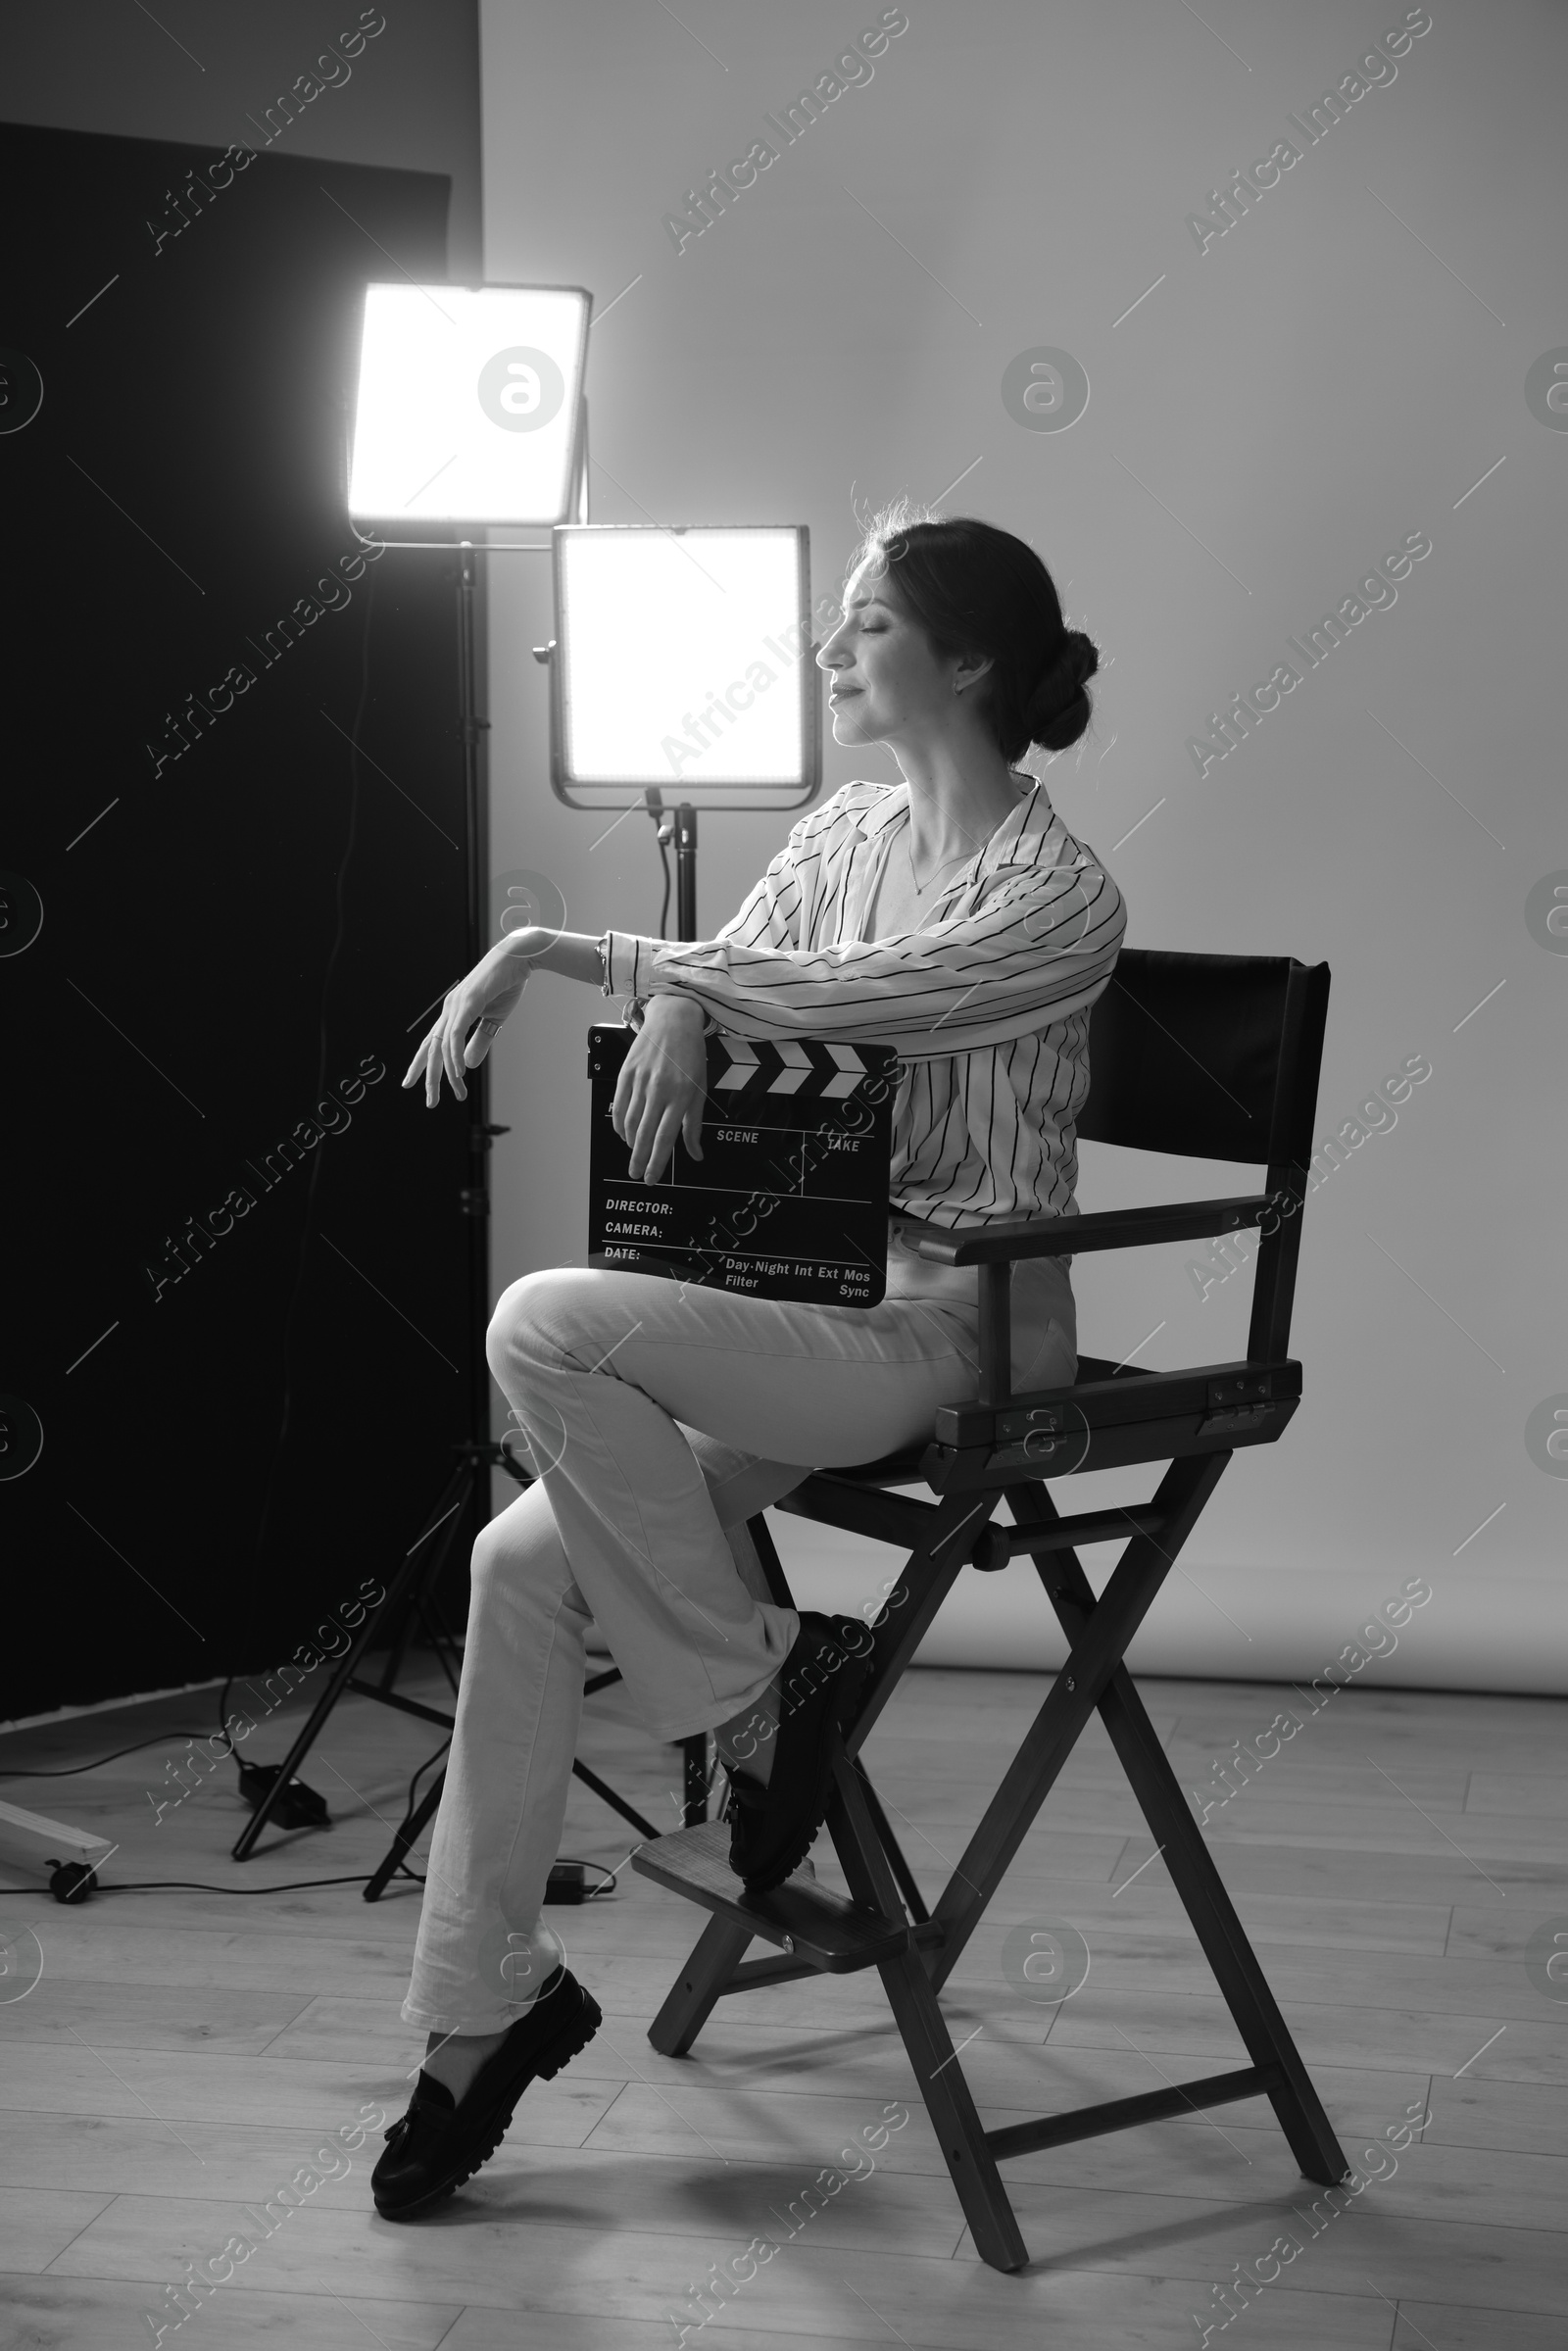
747 1506 930 1923
828 1755 1028 2273
1008 1478 1350 2189
647 1915 753 2057
877 1942 1028 2272
852 1760 930 1926
681 1731 710 1826
746 1510 797 1609
1096 1657 1348 2185
925 1453 1228 1984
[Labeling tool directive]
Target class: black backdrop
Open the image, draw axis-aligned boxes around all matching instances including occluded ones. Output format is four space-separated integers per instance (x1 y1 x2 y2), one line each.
1 122 483 1723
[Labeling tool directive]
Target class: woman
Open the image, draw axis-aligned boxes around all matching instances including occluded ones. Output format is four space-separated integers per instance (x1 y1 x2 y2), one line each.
371 503 1126 2220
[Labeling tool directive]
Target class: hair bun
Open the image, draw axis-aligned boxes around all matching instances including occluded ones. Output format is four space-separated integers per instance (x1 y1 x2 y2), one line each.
1026 629 1100 747
1066 628 1099 688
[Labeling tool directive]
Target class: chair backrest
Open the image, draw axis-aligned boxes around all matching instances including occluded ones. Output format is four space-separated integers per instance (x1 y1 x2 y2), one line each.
1078 949 1331 1171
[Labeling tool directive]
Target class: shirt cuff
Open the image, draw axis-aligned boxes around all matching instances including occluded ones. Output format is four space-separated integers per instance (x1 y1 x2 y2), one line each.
601 929 654 999
602 932 719 1033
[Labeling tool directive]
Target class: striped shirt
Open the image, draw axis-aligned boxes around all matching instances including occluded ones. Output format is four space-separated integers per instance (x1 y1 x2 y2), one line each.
600 772 1126 1229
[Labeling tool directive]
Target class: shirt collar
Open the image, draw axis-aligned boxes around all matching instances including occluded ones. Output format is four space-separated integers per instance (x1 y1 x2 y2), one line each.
850 771 1056 895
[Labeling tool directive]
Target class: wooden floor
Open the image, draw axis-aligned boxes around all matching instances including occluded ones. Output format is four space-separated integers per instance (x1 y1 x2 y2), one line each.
1 1642 1565 2350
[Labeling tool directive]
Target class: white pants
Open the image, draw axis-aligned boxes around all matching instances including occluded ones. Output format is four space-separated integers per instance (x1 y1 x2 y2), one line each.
401 1242 1075 2033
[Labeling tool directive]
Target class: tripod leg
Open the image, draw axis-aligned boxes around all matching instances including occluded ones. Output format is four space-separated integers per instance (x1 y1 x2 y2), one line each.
230 1458 469 1861
571 1758 660 1841
363 1769 447 1902
376 1487 471 1694
229 1613 391 1863
409 1587 464 1701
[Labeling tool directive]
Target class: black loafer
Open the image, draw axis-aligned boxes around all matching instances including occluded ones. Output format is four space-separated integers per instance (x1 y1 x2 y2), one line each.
727 1613 875 1892
372 1965 601 2220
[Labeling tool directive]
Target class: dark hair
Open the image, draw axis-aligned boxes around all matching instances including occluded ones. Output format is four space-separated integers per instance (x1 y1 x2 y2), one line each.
846 500 1099 760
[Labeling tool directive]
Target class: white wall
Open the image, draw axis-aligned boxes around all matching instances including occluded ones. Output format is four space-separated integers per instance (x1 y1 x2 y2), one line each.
478 0 1567 1688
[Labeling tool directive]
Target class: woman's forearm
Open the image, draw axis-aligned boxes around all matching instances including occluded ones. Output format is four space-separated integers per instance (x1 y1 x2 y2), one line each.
506 927 605 987
504 926 707 1019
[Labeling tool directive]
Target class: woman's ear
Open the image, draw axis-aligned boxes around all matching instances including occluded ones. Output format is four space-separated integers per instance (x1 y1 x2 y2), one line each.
952 647 993 698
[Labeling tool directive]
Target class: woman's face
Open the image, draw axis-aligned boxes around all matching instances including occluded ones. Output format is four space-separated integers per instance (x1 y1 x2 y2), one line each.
817 559 975 750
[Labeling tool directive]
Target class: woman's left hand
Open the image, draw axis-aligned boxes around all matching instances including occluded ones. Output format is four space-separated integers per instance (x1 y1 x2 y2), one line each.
612 996 709 1180
404 939 530 1106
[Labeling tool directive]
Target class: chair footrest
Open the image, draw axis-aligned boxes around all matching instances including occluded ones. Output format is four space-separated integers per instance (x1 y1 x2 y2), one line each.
631 1822 916 1972
985 2063 1283 2163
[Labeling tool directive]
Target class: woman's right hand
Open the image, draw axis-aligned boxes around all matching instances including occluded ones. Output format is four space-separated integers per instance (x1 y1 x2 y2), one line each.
404 938 531 1107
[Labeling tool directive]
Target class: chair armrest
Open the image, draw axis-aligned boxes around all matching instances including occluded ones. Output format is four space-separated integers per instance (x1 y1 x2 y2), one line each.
895 1195 1276 1267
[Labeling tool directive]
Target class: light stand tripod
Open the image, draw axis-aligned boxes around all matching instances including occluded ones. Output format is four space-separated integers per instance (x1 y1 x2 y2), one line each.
230 1430 672 1878
232 538 505 1861
232 535 712 1873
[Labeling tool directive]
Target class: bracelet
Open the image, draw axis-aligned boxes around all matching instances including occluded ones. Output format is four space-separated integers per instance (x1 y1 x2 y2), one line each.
625 992 718 1038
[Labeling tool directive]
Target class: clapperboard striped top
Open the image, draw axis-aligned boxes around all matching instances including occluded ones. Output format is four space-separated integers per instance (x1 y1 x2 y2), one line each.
599 773 1127 1228
710 1038 884 1098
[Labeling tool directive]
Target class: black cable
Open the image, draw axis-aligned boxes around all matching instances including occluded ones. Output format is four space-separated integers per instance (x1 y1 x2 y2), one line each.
0 1872 417 1897
0 1858 622 1900
543 1861 618 1899
0 1873 633 1902
219 562 380 1764
657 827 671 939
0 1730 218 1779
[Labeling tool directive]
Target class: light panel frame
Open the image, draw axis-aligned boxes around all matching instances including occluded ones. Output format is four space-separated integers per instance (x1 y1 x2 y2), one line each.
347 280 591 527
548 522 821 812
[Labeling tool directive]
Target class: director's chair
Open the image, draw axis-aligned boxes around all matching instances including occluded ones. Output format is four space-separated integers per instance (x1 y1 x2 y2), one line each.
632 948 1351 2272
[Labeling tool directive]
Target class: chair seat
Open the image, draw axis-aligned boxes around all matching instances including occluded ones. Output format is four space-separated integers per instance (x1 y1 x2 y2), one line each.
812 1441 930 1488
816 1357 1159 1488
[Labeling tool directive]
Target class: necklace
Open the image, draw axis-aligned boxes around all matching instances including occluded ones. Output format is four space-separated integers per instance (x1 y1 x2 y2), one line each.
906 839 971 896
897 772 1029 896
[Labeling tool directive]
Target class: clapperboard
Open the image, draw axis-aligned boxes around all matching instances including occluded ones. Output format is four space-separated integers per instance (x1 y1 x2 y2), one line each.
586 1025 900 1306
